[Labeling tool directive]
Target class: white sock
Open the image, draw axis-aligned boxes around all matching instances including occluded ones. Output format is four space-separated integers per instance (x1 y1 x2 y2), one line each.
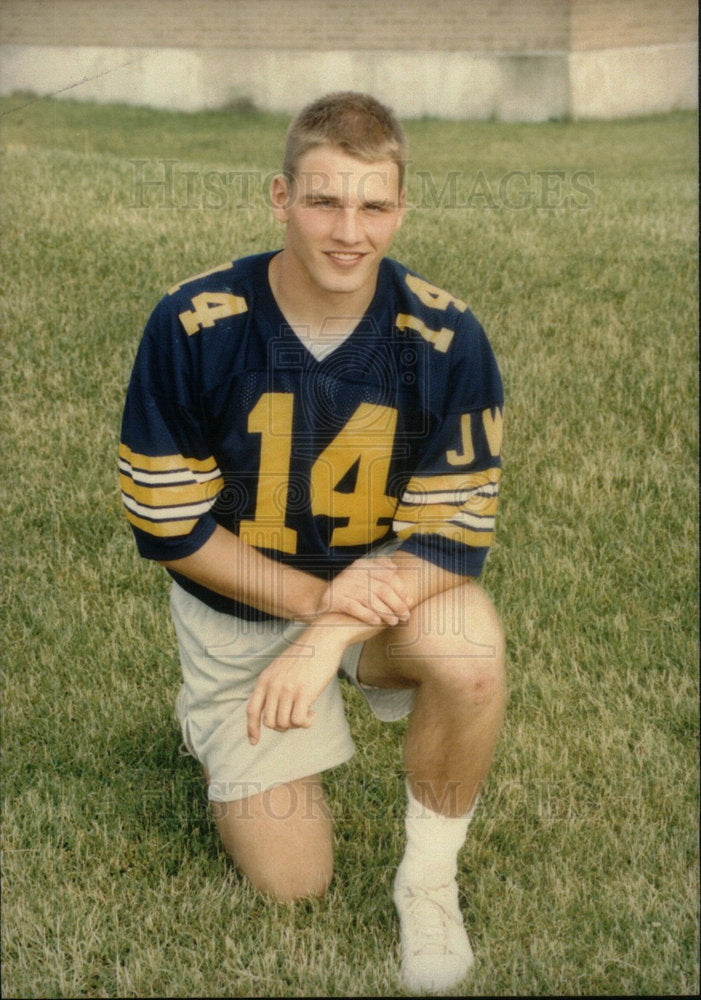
397 781 477 888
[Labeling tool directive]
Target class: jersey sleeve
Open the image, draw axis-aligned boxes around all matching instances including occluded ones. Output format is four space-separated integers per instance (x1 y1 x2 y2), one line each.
393 316 504 578
119 295 224 561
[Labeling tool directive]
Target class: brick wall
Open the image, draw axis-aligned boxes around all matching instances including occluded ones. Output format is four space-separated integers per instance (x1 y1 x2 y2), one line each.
1 0 695 52
570 0 697 50
1 1 696 120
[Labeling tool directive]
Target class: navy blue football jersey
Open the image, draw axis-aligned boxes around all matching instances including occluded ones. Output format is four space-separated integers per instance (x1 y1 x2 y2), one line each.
120 252 503 617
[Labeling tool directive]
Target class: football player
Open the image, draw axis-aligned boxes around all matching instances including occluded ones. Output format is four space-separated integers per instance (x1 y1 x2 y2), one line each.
120 92 506 993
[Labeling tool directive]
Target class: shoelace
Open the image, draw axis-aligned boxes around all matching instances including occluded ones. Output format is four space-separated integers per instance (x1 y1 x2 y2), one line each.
399 883 462 956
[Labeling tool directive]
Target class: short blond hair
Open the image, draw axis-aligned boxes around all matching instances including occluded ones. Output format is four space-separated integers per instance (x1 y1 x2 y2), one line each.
282 92 407 190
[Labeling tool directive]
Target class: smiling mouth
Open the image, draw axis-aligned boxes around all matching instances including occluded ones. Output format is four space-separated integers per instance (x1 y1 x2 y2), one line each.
325 251 367 263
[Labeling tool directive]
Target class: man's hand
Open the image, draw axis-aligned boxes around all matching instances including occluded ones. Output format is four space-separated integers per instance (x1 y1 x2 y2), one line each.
312 555 411 626
246 631 343 745
246 605 393 745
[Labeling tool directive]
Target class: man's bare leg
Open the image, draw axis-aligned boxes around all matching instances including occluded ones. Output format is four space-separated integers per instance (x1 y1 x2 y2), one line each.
210 774 334 902
358 579 505 806
357 580 506 991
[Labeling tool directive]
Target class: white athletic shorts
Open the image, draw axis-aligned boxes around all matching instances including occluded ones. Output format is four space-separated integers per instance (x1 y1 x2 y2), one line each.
170 581 416 803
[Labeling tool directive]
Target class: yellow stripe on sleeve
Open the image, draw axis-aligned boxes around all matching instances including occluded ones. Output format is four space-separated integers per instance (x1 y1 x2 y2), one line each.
124 508 200 538
118 442 219 476
401 467 501 498
393 520 494 548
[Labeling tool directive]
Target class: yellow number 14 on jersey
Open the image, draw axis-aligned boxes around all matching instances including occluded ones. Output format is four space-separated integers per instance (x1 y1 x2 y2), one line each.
238 393 398 554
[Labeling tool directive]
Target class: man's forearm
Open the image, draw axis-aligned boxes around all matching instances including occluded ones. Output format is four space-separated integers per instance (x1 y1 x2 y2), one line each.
159 523 326 621
159 527 464 632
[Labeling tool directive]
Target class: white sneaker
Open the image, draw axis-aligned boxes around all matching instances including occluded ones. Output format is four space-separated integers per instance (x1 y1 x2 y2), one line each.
393 871 474 993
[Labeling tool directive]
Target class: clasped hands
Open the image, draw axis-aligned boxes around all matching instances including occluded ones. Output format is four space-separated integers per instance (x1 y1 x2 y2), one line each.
246 556 410 745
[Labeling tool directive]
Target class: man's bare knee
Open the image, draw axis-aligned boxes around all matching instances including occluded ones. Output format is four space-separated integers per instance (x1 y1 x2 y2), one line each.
398 583 504 683
210 776 334 901
451 654 506 707
242 856 333 902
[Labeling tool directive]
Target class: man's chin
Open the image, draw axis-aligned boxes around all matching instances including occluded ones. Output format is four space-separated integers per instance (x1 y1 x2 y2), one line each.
317 265 373 296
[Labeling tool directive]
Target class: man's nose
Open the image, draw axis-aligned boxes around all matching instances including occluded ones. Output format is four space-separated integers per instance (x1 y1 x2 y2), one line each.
331 207 361 243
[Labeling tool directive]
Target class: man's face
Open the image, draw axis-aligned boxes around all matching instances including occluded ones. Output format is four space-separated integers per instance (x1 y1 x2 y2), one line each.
271 145 406 300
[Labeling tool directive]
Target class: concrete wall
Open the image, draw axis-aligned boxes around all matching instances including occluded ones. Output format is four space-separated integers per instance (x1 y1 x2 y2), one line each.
0 0 697 120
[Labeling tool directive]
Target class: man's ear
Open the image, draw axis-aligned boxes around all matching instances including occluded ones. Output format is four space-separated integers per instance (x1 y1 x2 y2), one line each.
270 173 291 222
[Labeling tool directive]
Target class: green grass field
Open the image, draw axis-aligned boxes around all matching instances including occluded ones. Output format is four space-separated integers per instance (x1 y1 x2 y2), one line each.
1 96 698 998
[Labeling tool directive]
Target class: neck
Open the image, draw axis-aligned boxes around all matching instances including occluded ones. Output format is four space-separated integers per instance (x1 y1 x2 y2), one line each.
268 250 376 339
